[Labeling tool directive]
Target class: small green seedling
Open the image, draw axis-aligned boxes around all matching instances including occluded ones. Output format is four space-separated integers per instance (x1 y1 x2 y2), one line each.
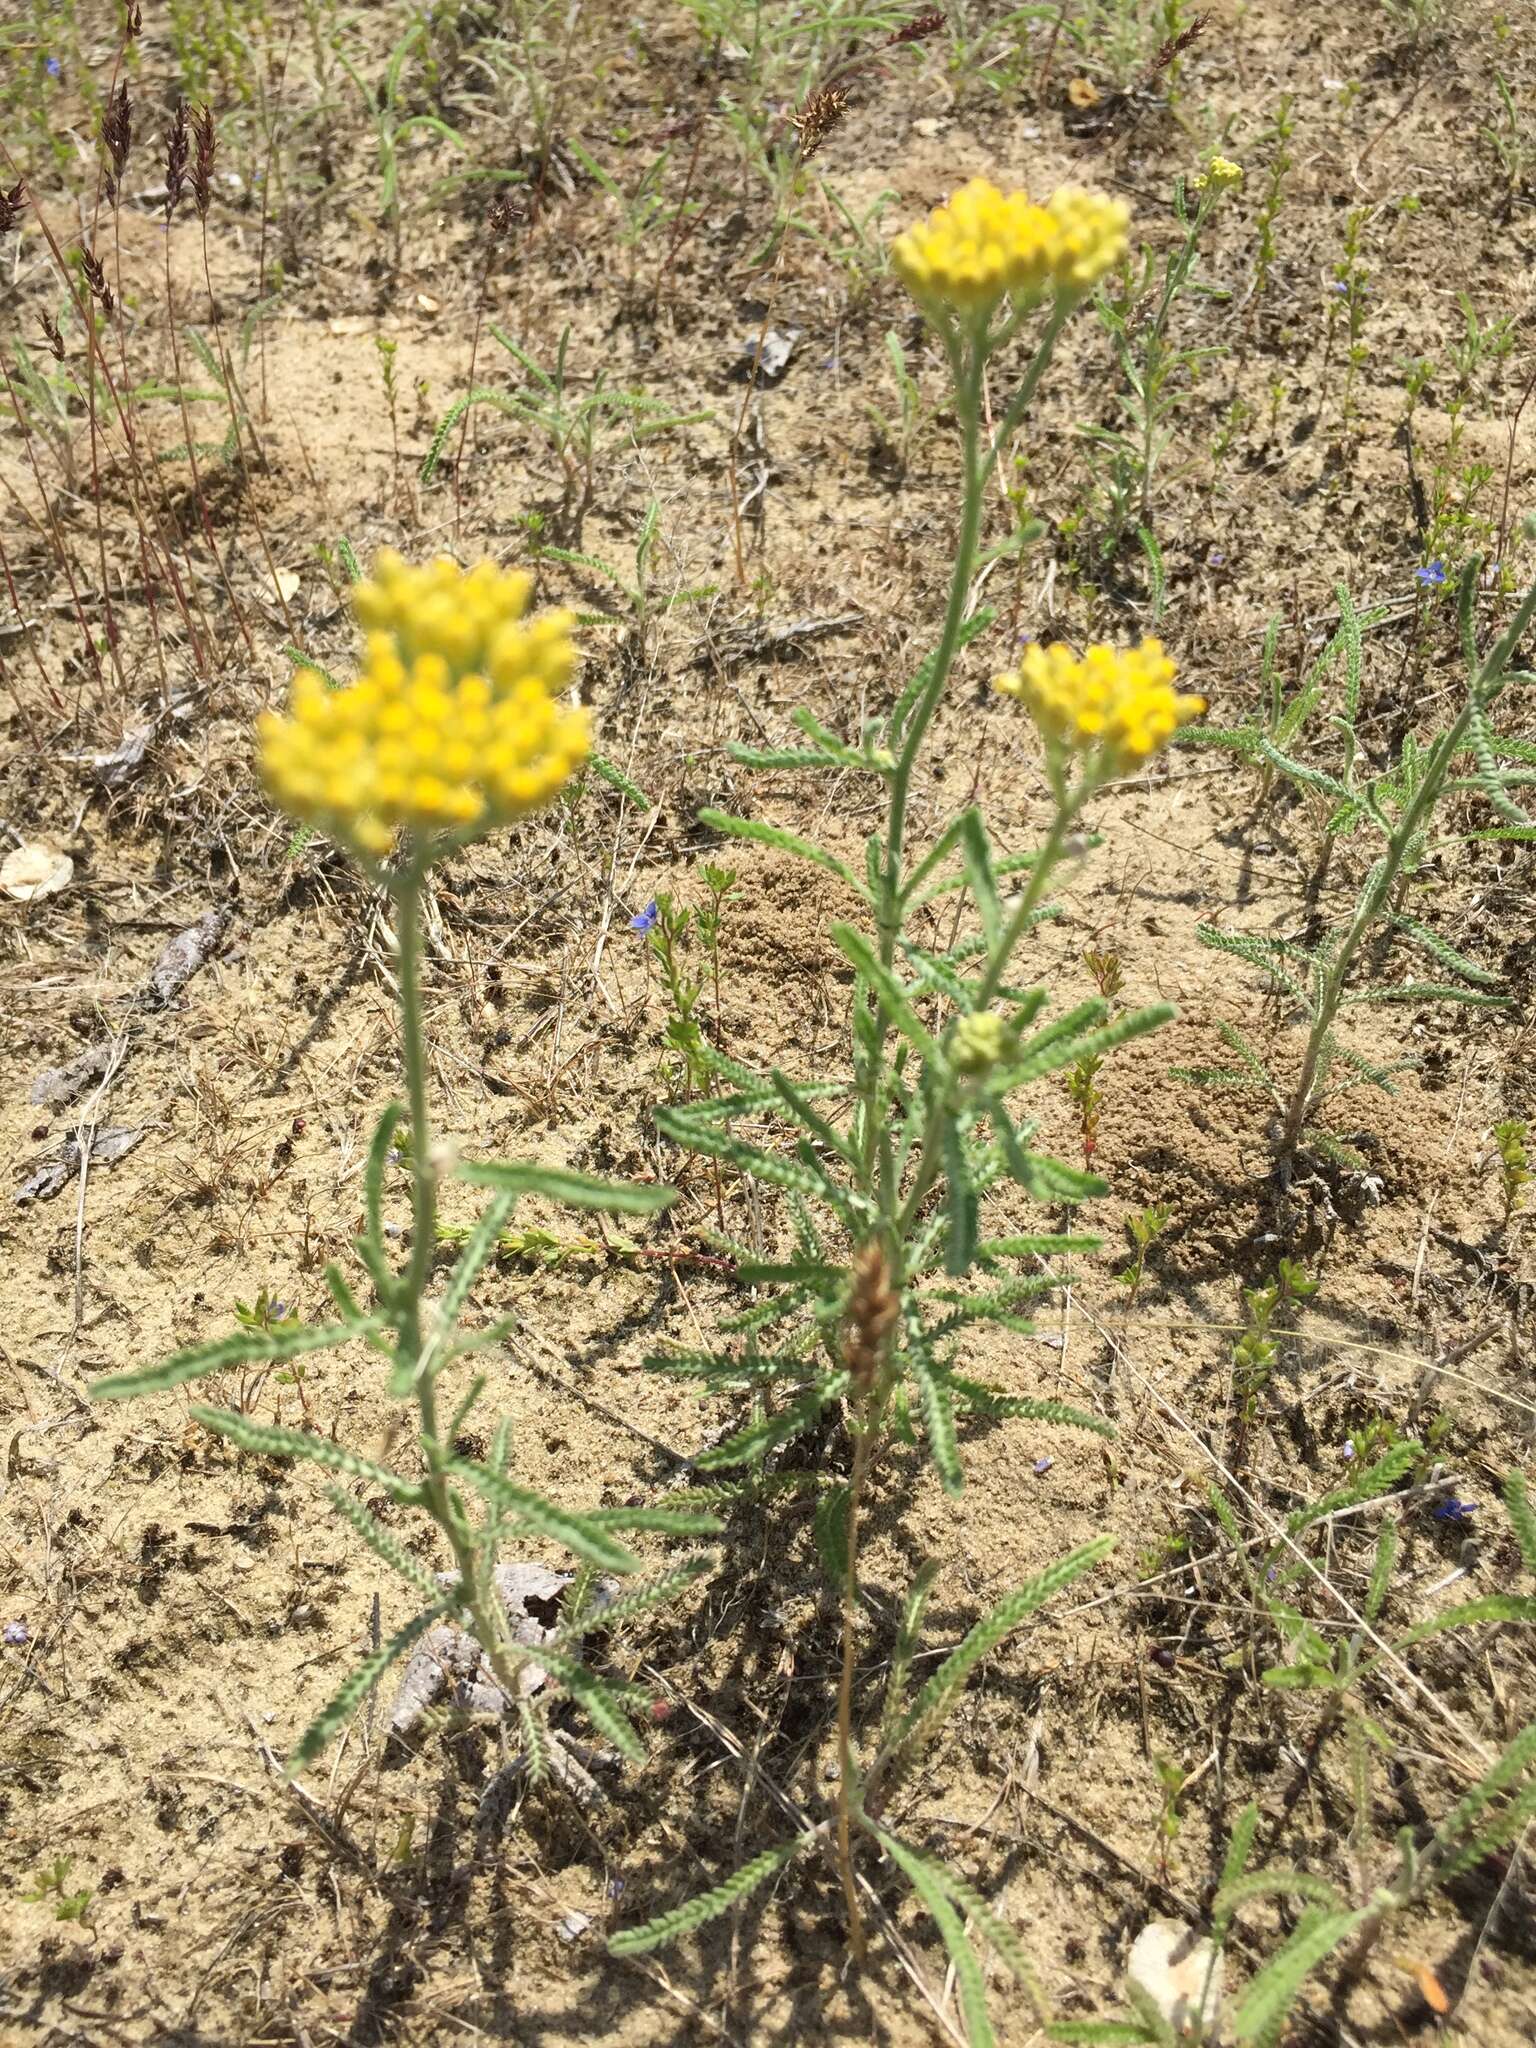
1118 1201 1172 1305
21 1856 92 1924
1492 1117 1530 1224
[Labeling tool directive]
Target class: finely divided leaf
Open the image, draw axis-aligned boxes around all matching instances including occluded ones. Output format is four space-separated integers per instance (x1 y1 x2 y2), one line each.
878 1830 996 2048
459 1159 676 1214
92 1320 383 1402
326 1485 440 1595
451 1461 641 1571
608 1838 806 1954
435 1190 517 1337
697 809 865 897
883 1537 1114 1766
189 1407 420 1501
292 1601 453 1768
1232 1908 1367 2043
693 1374 850 1471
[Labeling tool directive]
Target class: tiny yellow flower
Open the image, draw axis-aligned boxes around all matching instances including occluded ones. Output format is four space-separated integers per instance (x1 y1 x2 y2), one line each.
259 554 588 860
954 1010 1010 1075
892 175 1129 321
1190 155 1243 194
994 638 1205 771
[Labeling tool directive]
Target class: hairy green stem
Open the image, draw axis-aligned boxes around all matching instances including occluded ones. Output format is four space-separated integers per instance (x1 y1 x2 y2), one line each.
393 863 527 1702
1281 570 1536 1156
880 345 986 958
891 796 1080 1246
862 302 1075 1208
834 1408 876 1961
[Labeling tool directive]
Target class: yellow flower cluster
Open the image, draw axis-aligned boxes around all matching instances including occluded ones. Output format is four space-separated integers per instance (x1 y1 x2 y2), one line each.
1191 155 1243 193
258 552 588 859
892 176 1130 318
953 1010 1010 1075
994 638 1205 768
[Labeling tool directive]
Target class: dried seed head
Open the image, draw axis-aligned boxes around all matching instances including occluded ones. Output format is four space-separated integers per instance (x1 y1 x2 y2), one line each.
166 100 189 218
80 247 115 313
1145 11 1206 80
0 181 26 235
102 82 132 191
41 313 64 361
192 104 216 220
125 0 143 38
487 190 520 243
844 1240 899 1393
792 86 849 164
889 11 945 45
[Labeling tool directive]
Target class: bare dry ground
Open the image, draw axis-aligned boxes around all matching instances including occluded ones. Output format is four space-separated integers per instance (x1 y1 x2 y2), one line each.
2 0 1535 2042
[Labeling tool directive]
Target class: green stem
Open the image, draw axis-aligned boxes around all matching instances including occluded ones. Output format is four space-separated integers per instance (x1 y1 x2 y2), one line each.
881 340 986 962
1281 567 1536 1156
861 302 1076 1206
891 793 1081 1246
834 1407 876 1961
883 300 1075 902
394 864 437 1315
392 862 527 1698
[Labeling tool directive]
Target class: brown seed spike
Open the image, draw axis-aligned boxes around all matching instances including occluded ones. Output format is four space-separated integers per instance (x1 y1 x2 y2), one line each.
1145 11 1207 79
890 11 945 45
166 101 189 219
126 0 142 36
792 86 850 165
192 105 216 220
103 83 131 182
844 1241 899 1393
0 181 26 235
41 313 64 361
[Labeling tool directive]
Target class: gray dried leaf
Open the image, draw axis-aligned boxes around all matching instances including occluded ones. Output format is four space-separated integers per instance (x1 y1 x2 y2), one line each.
29 1039 118 1109
475 1733 610 1833
15 1125 146 1204
386 1623 483 1737
388 1562 580 1740
143 908 229 1009
733 325 801 387
89 723 153 787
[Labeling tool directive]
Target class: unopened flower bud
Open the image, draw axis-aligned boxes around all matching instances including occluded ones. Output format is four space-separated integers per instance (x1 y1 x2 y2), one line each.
954 1010 1008 1074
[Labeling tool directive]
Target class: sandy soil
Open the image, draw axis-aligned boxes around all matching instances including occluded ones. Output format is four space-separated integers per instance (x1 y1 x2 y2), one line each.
2 1 1535 2042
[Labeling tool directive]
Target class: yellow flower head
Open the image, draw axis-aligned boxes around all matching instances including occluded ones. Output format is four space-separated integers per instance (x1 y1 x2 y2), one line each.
954 1009 1010 1076
892 176 1129 320
994 638 1205 770
1191 155 1243 194
258 553 588 860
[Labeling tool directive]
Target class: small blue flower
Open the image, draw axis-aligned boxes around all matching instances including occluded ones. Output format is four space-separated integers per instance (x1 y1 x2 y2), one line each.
1032 1456 1053 1476
629 900 659 934
1431 1497 1478 1525
3 1620 28 1646
45 56 61 77
1415 560 1447 588
1207 548 1226 568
